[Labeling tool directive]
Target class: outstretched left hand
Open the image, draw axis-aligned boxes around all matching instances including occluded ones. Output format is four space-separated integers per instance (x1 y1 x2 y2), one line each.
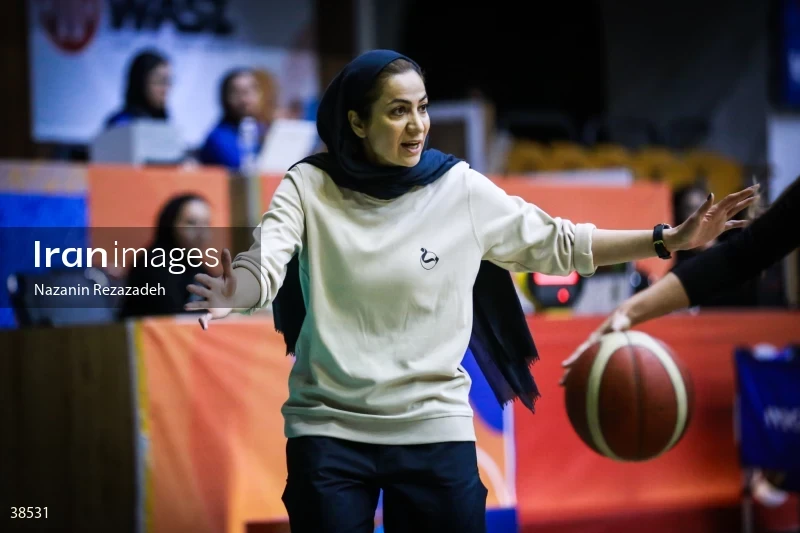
667 184 760 252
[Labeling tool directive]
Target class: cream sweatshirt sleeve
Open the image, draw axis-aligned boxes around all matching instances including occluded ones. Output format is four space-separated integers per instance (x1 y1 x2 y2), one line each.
230 167 306 313
466 169 596 276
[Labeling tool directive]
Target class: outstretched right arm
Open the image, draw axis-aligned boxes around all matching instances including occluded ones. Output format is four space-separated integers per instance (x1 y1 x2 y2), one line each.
560 175 800 384
185 167 306 326
600 174 799 329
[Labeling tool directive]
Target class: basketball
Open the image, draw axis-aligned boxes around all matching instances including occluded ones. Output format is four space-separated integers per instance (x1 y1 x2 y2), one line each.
564 330 694 462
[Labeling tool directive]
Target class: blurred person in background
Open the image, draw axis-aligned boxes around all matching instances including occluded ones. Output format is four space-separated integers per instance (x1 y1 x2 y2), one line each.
286 99 304 119
183 50 754 532
105 50 172 128
198 68 270 170
119 194 212 318
563 175 799 380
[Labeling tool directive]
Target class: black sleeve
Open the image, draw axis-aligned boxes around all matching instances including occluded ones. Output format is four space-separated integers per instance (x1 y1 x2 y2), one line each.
671 177 800 306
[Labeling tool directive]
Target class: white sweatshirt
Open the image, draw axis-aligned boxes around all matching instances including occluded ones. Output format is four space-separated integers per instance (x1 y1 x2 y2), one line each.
232 161 596 445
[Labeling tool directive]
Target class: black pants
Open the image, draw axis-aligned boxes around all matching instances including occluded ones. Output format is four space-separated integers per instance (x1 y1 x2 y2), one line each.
282 436 488 533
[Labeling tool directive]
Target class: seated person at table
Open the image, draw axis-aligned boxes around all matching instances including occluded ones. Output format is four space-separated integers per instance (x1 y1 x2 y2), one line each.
198 68 271 169
105 50 172 128
119 194 213 318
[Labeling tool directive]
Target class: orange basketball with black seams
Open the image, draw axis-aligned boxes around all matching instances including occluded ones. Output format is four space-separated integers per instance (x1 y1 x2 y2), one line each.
564 330 694 462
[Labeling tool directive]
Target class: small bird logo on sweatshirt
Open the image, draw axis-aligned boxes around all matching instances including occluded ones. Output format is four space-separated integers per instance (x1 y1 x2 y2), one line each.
420 248 439 270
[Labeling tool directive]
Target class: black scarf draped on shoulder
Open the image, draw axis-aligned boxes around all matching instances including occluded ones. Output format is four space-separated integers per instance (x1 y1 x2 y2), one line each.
272 49 541 412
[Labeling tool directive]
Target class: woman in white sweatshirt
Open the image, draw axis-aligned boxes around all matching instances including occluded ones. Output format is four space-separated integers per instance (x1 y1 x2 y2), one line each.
184 50 758 532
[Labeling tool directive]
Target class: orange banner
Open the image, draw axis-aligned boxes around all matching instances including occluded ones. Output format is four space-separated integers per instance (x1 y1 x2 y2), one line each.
135 316 294 533
88 165 233 276
513 311 800 531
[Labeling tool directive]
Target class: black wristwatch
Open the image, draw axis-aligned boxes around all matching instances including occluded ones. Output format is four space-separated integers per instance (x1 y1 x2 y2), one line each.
653 223 672 259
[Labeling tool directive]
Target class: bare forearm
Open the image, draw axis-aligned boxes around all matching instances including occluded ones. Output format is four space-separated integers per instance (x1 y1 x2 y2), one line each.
590 228 678 267
620 273 691 327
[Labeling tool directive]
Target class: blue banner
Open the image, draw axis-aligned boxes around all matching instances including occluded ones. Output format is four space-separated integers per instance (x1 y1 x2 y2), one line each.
735 346 800 474
777 0 800 107
0 193 88 328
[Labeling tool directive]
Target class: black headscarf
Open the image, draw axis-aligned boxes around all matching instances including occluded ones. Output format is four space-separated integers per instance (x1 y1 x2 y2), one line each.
273 50 542 412
118 50 169 121
119 194 208 318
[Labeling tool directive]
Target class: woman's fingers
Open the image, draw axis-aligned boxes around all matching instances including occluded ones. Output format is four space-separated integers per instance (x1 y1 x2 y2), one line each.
186 283 212 299
198 313 213 330
725 219 751 230
729 195 759 217
693 193 714 218
560 330 604 386
560 309 632 388
194 273 218 288
559 335 601 386
562 337 595 368
221 249 234 277
609 311 632 332
720 184 759 210
727 183 759 203
184 300 211 311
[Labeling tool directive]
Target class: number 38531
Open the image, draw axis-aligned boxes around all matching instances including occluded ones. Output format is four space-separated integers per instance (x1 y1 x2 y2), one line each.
11 507 47 519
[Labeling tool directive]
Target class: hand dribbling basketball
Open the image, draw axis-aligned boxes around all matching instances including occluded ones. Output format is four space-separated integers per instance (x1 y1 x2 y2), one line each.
560 183 761 386
560 307 632 386
184 248 236 330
